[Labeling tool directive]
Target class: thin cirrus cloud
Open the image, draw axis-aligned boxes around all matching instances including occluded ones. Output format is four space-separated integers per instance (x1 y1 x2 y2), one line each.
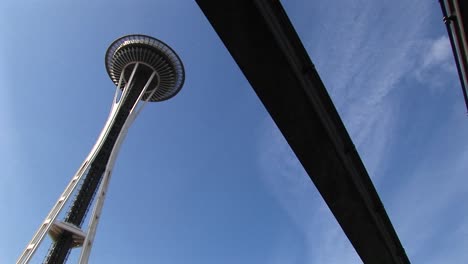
257 0 466 263
423 35 454 68
415 35 458 91
290 0 434 179
257 119 360 264
388 109 468 263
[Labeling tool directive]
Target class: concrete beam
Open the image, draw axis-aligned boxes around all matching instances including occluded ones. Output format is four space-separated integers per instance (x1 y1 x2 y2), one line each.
195 1 410 263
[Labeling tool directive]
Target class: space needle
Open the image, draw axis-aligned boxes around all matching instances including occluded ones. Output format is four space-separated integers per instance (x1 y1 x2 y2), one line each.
17 34 185 264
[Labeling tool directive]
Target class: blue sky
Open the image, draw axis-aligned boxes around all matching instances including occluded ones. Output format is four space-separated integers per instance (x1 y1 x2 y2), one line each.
1 0 467 263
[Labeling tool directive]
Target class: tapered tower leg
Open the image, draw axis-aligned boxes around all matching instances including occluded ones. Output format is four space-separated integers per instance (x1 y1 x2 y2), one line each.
78 71 160 264
43 63 153 263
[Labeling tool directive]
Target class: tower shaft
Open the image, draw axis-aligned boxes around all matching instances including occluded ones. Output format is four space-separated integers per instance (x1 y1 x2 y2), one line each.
44 64 157 263
45 66 151 263
18 64 157 264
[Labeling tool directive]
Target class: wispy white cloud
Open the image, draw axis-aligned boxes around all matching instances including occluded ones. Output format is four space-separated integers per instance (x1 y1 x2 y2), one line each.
258 1 467 263
286 1 435 180
423 35 453 68
387 107 468 262
257 118 360 264
414 35 458 93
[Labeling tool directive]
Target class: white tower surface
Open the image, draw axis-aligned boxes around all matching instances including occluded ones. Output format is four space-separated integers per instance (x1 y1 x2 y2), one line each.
17 34 185 264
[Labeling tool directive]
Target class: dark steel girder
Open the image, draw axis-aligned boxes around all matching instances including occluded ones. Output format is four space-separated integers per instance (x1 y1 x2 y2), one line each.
439 0 468 111
195 1 410 263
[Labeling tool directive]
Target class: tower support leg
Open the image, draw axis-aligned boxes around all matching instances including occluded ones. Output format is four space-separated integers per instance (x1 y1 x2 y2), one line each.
17 64 159 264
